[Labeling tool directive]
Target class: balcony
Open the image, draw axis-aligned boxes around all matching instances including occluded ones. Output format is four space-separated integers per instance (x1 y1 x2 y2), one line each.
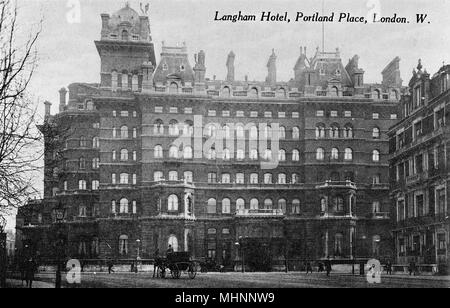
370 212 390 219
235 209 285 217
315 180 357 190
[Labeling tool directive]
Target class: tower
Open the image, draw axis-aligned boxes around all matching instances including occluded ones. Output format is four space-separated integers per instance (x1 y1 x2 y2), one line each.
193 50 206 84
226 51 235 82
95 3 156 90
266 49 277 86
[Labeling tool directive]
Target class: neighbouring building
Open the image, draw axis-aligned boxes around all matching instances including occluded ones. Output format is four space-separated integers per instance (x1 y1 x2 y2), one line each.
17 4 403 269
389 60 450 271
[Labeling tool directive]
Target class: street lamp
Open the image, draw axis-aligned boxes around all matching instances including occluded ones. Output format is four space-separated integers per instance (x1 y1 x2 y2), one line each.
136 239 141 259
235 236 245 273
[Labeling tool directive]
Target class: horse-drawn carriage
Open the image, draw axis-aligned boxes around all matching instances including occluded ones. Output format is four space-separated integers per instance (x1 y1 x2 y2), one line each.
155 252 197 279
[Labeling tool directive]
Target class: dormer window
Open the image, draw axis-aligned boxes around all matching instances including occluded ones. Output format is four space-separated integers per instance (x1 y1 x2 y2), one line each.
180 65 185 72
162 63 168 71
121 30 129 41
132 35 139 40
336 69 341 76
110 34 118 39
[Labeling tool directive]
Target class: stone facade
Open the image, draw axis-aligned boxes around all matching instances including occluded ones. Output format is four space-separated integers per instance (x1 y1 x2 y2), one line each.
17 4 404 269
389 61 450 270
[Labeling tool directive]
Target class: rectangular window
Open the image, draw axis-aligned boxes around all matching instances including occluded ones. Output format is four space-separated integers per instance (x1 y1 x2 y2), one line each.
221 174 231 184
112 174 116 184
436 188 446 215
222 110 230 117
264 111 272 118
250 111 258 118
208 173 217 183
390 114 398 120
278 112 285 118
316 110 324 117
184 107 192 114
372 113 380 119
292 112 300 118
330 110 338 117
155 106 163 113
169 107 178 114
415 194 424 217
121 110 129 117
208 110 216 117
236 111 244 117
344 111 352 117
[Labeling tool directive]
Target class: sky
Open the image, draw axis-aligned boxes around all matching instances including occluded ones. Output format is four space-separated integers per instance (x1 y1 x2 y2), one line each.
5 0 450 229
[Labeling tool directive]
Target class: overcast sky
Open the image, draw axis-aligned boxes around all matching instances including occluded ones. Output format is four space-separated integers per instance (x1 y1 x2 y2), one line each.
5 0 450 229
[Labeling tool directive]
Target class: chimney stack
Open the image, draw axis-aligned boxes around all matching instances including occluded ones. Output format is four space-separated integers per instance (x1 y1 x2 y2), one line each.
59 88 67 113
44 101 52 118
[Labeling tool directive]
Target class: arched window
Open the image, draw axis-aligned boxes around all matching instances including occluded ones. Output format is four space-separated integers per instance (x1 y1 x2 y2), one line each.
92 137 99 148
292 149 300 161
344 124 353 139
264 173 272 184
344 148 353 161
292 199 301 214
236 124 245 138
111 71 118 91
154 171 163 181
121 72 128 90
278 126 286 139
92 157 100 169
236 149 245 160
111 200 116 214
79 136 87 147
291 173 299 184
120 173 129 184
168 235 178 252
278 199 287 213
121 30 129 40
169 145 179 158
168 195 179 211
154 145 163 158
131 74 138 91
78 180 87 190
331 148 339 160
373 89 381 99
183 171 193 183
183 121 194 136
168 171 178 181
278 173 286 184
331 86 339 97
120 149 128 161
335 233 343 256
263 125 272 139
249 87 258 98
292 127 300 140
390 89 398 100
222 86 231 97
183 146 193 159
249 126 258 139
79 157 86 170
223 148 231 160
372 150 380 162
207 198 217 214
278 149 286 161
222 198 231 214
250 173 258 184
236 198 245 211
321 198 327 213
207 148 216 160
119 235 128 255
276 88 286 98
316 124 325 138
372 127 380 139
249 149 258 160
205 124 217 137
119 198 129 214
263 199 273 210
154 119 164 135
169 82 178 93
169 120 179 136
316 148 325 161
263 149 272 161
223 125 232 139
330 124 340 139
120 126 128 139
250 198 259 210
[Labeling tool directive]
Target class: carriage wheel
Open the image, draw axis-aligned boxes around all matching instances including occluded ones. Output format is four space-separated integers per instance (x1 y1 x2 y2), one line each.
188 263 197 279
157 266 166 279
171 264 181 279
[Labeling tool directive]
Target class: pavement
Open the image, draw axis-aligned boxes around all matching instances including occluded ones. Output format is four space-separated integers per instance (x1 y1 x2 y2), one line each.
9 271 448 288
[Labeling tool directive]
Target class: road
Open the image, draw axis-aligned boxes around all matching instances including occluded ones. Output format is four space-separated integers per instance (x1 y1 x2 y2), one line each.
30 271 450 288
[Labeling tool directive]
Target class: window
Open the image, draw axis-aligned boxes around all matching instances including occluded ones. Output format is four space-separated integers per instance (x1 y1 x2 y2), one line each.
278 149 286 161
169 145 179 158
292 199 301 214
250 198 259 210
344 125 353 139
78 180 87 190
121 110 129 117
236 173 244 184
112 173 116 184
292 149 300 162
155 106 163 113
120 126 128 139
250 173 258 184
207 198 217 214
132 174 137 185
330 124 340 138
372 174 380 184
153 120 164 135
63 181 68 191
416 194 424 217
168 235 178 252
112 127 117 138
222 198 231 214
249 126 258 139
264 173 273 184
154 145 163 158
207 148 216 160
291 173 299 184
184 107 192 114
264 111 272 118
132 151 137 161
79 136 87 147
208 110 216 117
263 199 273 210
316 110 324 117
207 173 217 183
292 112 299 118
236 149 245 160
168 171 178 181
331 148 339 160
372 150 380 162
330 111 338 117
372 201 381 213
344 111 352 117
292 127 300 139
279 126 286 139
168 195 178 211
249 149 258 160
335 233 343 256
263 149 272 161
132 128 137 139
316 124 325 138
111 200 116 214
223 148 231 160
373 127 380 139
222 110 230 117
132 201 137 214
390 114 398 120
344 148 353 161
111 71 118 90
120 149 128 161
316 148 325 161
183 146 193 159
79 157 86 170
278 112 286 118
78 206 87 217
236 199 245 211
92 180 99 190
169 120 179 136
119 198 129 214
278 173 286 184
154 171 163 181
92 158 100 169
120 173 129 184
119 235 128 255
372 113 379 120
221 173 231 184
92 137 100 148
436 188 446 215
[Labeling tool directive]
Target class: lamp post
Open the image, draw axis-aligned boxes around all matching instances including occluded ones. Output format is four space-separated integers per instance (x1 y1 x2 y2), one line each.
135 239 141 273
235 236 245 273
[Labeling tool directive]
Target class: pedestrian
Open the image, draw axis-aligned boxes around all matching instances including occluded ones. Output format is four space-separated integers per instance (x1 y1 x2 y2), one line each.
25 258 36 288
107 259 115 274
409 261 416 276
153 248 160 278
325 258 332 277
167 244 174 255
386 260 392 275
306 261 313 274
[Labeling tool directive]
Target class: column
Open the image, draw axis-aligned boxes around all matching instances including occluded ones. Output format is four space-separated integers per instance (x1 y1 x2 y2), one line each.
324 230 329 258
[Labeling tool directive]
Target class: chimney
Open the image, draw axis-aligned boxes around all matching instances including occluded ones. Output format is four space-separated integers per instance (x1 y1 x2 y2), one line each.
193 50 206 83
44 101 52 118
59 88 67 113
100 14 110 39
226 51 235 82
142 61 155 92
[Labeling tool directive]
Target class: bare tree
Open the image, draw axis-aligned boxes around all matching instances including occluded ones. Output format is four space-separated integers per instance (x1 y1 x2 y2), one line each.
0 0 41 224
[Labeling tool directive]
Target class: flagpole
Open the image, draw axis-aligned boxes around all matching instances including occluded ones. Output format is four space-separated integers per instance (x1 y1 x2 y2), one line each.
322 0 325 53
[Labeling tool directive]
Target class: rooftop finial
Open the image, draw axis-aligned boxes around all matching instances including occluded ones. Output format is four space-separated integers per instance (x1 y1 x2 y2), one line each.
417 59 423 71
